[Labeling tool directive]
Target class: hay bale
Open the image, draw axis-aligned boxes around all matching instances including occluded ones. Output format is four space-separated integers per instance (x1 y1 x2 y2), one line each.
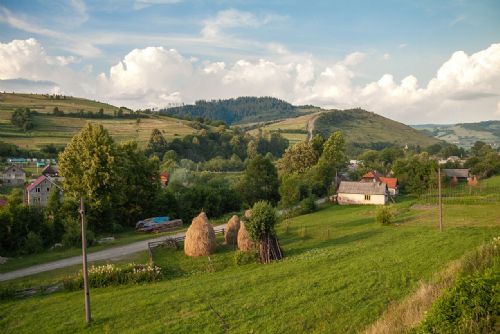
184 212 217 257
224 215 240 246
244 209 252 220
237 221 254 251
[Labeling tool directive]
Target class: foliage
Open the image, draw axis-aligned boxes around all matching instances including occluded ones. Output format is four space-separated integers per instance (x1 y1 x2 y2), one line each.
376 206 394 225
161 96 298 124
234 250 259 265
418 250 499 334
393 152 439 195
11 108 34 131
23 232 43 254
276 141 318 175
246 201 278 241
278 173 310 208
58 123 125 231
465 141 500 177
238 155 280 206
63 263 163 290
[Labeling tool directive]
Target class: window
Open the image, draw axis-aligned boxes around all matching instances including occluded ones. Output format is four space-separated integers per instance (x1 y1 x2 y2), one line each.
364 194 371 201
36 187 41 193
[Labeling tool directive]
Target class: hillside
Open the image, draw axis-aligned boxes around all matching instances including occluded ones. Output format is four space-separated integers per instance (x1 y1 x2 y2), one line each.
161 97 304 124
0 93 198 150
0 92 121 115
412 121 500 149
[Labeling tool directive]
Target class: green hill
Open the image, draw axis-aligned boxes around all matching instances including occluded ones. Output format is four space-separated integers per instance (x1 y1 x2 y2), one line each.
0 93 197 150
314 108 440 149
412 121 500 149
161 96 303 124
0 92 121 115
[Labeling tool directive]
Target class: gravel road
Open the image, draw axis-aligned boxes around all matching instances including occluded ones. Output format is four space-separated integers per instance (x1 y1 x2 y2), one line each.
0 224 226 282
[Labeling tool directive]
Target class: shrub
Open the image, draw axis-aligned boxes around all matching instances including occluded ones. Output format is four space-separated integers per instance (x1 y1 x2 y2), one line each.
234 250 259 265
23 232 43 254
376 206 394 225
63 263 163 290
246 201 278 241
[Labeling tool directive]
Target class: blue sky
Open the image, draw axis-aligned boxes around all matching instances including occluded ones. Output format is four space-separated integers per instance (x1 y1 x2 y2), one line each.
0 0 500 123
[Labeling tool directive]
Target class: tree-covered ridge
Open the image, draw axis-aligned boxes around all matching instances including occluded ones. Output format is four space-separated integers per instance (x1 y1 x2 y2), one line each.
160 97 299 124
459 120 500 138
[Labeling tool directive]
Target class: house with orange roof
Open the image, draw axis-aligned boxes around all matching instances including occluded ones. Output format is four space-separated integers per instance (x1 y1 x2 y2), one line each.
360 170 398 195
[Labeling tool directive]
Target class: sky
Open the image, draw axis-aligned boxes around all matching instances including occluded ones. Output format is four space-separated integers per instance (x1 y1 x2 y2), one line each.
0 0 500 124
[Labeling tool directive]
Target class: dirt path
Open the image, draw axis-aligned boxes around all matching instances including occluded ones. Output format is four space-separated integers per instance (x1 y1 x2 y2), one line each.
0 224 227 282
307 112 321 141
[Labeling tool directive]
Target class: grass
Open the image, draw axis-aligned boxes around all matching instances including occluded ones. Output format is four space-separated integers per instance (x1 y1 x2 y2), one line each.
0 189 499 333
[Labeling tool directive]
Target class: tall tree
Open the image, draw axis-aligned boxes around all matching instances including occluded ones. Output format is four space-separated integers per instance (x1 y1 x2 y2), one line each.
146 128 168 157
276 141 318 175
238 155 280 206
58 123 124 231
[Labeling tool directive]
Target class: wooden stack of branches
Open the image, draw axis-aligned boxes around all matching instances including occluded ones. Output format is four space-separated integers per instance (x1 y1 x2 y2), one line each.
184 212 217 257
259 233 283 263
224 215 240 247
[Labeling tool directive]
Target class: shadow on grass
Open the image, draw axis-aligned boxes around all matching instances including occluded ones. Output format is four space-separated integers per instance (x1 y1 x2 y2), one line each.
282 229 381 258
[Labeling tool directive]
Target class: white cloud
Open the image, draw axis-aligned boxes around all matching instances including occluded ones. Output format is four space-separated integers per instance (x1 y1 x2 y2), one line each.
382 53 391 61
201 9 276 38
2 38 500 123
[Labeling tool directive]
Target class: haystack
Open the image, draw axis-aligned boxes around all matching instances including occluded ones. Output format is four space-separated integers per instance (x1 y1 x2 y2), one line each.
184 212 217 257
237 221 254 251
224 215 240 246
244 209 252 220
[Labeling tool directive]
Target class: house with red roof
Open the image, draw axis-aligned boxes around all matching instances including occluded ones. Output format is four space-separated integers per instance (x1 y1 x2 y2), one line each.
25 175 61 206
360 170 399 195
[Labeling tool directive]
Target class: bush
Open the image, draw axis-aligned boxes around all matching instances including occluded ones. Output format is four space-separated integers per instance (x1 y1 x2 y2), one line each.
61 217 95 248
63 263 163 290
376 206 394 225
234 250 259 265
297 196 317 215
23 232 43 254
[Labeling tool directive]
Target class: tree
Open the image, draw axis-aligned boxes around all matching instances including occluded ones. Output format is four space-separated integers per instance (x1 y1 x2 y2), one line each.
58 123 125 231
146 128 168 157
393 152 438 194
276 141 318 175
246 201 282 263
119 142 161 226
238 155 280 206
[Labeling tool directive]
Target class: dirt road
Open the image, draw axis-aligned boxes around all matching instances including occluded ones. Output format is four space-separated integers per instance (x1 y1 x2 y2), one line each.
0 224 226 282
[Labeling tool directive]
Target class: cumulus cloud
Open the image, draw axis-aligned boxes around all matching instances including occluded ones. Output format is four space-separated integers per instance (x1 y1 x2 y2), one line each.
2 37 500 123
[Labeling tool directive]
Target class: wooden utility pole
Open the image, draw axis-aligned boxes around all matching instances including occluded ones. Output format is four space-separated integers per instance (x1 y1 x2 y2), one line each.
79 197 92 324
438 168 443 232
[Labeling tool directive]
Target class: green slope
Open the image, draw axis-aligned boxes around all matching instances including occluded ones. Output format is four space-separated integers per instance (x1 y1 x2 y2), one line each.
314 108 440 148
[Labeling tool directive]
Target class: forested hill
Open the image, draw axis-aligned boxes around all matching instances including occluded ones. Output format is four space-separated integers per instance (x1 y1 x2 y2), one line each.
314 108 440 149
160 97 300 124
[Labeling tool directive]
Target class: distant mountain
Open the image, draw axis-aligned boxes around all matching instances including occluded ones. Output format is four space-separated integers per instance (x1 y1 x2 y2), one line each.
160 97 302 124
314 108 440 149
411 121 500 149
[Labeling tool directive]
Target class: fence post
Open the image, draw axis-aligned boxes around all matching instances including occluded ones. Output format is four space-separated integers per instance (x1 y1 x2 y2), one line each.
438 168 443 232
79 197 92 324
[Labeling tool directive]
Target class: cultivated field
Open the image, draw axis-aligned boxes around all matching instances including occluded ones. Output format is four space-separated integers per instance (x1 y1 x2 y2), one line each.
0 112 196 149
1 178 499 333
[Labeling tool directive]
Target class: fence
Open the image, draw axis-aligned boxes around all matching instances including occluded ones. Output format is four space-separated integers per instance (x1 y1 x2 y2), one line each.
418 180 500 205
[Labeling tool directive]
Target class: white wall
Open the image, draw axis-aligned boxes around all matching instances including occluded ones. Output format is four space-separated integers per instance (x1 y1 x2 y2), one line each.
338 193 387 205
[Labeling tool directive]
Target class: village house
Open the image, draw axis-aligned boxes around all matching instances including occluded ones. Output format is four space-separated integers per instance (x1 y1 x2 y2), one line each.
337 181 388 205
360 171 399 195
25 175 61 206
1 165 26 186
443 168 470 181
41 164 58 178
160 171 169 187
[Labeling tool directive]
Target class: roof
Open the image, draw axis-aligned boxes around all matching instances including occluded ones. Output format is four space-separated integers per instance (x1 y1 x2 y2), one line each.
338 181 388 195
361 171 382 182
26 175 61 192
41 164 58 175
3 165 25 173
379 177 398 189
443 169 470 178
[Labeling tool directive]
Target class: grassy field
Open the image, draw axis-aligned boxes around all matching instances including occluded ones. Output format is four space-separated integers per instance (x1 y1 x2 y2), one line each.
0 93 119 115
0 181 498 333
0 112 196 149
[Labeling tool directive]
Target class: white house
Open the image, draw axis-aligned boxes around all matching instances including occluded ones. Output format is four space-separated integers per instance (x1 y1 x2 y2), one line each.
25 175 61 206
337 181 388 205
2 165 26 186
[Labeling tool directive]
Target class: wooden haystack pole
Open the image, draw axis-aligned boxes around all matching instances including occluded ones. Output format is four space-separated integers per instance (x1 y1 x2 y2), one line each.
184 212 216 257
224 215 240 246
259 234 283 264
237 221 254 251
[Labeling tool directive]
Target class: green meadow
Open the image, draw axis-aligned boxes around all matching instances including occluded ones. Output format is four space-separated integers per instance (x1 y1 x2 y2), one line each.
1 182 499 333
